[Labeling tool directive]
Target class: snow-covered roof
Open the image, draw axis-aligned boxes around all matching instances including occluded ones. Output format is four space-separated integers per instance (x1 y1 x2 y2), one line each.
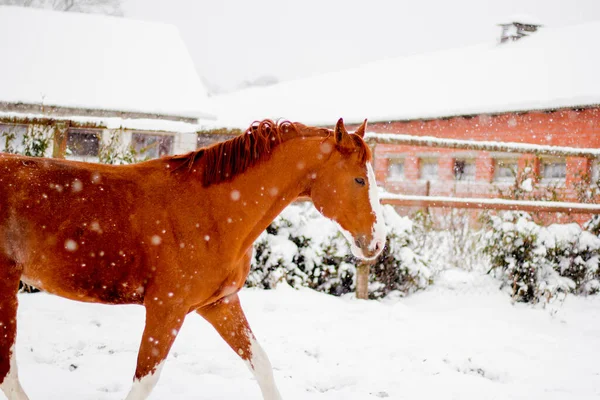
0 111 200 134
499 14 543 26
0 6 213 120
211 21 600 128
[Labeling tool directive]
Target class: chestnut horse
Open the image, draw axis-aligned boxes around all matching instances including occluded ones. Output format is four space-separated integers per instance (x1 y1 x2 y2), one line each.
0 118 385 400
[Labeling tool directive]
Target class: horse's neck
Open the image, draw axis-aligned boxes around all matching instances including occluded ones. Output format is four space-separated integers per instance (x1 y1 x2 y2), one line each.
222 137 325 253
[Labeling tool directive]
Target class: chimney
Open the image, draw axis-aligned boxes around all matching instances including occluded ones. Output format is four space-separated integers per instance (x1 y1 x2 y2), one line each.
498 16 542 44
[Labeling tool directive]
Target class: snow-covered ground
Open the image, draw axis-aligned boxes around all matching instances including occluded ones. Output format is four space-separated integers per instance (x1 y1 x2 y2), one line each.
10 269 600 400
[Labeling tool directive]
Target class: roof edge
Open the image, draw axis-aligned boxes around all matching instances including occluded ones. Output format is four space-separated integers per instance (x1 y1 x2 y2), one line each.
0 101 204 124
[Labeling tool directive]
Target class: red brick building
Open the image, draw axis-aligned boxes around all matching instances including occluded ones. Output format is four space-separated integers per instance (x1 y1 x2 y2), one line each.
370 107 600 202
212 20 600 221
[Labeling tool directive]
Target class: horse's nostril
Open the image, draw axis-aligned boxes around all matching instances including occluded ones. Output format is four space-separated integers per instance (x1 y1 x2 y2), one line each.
375 242 381 251
354 239 362 248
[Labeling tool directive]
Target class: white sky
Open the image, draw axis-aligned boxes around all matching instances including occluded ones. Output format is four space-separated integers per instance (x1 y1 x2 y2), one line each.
123 0 600 93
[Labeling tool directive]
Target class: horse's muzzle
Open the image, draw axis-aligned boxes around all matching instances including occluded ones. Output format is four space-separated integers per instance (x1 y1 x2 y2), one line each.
354 236 384 260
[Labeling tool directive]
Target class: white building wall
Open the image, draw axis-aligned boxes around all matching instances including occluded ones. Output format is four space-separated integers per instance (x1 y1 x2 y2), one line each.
173 131 197 155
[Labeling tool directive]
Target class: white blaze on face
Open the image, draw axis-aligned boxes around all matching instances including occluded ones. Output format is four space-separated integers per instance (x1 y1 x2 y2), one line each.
366 163 387 253
336 163 387 260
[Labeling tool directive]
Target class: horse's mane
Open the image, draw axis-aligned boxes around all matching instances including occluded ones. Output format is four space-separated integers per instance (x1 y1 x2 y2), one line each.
169 119 370 187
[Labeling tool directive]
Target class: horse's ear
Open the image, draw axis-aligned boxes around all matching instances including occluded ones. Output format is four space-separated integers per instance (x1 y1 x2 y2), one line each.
334 118 353 149
354 119 368 138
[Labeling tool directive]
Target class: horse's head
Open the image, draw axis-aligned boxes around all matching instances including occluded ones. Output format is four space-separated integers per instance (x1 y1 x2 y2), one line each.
309 118 386 260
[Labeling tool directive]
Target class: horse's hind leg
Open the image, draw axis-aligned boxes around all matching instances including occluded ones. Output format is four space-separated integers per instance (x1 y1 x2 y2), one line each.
197 293 282 400
0 258 28 400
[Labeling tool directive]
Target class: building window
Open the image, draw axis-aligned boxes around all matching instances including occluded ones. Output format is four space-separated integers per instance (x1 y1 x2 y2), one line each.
67 129 100 161
197 133 234 148
540 158 566 182
494 159 518 182
454 159 476 181
387 159 404 181
132 133 174 159
0 123 26 153
419 159 438 181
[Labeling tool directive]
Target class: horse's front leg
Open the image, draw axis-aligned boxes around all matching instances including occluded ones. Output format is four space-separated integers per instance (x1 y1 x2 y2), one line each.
124 296 188 400
197 293 283 400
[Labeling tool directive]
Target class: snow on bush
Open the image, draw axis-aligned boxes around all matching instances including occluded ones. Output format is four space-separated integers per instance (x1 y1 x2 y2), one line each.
248 203 355 295
483 211 600 303
249 203 432 298
540 223 600 294
369 205 431 298
584 215 600 236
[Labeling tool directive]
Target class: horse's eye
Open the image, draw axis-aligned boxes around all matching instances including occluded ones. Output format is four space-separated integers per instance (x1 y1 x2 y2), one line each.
355 177 366 186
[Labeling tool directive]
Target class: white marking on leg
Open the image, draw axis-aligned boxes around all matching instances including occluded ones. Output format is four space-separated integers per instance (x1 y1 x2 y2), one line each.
244 334 282 400
0 345 29 400
124 361 164 400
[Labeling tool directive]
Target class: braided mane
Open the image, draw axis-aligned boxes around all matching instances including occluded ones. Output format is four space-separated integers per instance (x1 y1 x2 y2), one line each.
169 119 370 187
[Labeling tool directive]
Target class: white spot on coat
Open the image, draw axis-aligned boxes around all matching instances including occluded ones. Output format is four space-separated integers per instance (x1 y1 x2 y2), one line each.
65 239 78 252
72 179 83 192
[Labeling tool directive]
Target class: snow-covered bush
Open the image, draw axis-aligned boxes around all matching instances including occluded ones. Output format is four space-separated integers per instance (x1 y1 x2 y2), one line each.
98 130 139 165
22 125 52 157
584 215 600 236
370 206 431 299
249 203 431 298
248 203 356 295
483 212 585 303
411 209 485 272
539 223 600 295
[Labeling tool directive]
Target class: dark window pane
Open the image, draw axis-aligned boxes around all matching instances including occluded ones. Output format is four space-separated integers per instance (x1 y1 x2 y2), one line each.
132 133 174 159
454 159 475 181
67 130 100 157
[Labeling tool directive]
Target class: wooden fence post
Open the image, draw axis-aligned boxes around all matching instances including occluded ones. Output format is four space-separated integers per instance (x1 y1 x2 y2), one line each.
356 261 371 299
52 121 69 158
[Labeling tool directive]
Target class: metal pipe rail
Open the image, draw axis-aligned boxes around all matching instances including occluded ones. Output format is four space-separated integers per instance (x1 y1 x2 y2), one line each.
379 193 600 214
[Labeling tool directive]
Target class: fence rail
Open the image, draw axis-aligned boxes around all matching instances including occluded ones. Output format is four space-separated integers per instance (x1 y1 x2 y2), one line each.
379 193 600 214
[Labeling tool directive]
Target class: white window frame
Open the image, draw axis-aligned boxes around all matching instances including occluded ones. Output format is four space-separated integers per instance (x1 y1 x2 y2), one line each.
493 158 519 182
387 157 405 181
419 158 438 181
540 157 566 183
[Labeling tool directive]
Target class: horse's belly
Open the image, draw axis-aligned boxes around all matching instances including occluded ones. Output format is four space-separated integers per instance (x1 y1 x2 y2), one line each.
21 260 145 305
18 235 146 305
